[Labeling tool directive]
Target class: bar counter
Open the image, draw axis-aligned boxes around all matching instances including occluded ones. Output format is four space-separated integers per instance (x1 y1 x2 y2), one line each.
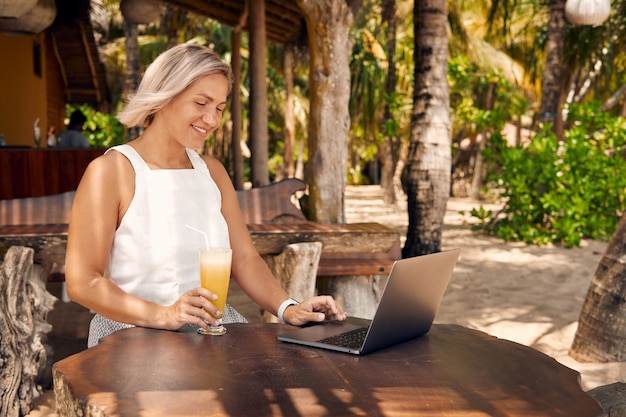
0 147 105 200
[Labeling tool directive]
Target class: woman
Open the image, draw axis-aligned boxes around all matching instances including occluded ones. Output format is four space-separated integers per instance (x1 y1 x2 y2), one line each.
65 43 346 347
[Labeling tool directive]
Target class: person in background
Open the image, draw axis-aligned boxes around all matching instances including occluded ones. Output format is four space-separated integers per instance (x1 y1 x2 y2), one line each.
56 110 89 148
64 43 346 347
47 126 57 147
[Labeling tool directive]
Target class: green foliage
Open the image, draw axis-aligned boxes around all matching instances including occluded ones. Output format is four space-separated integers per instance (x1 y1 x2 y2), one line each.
449 55 528 137
472 102 626 247
346 4 414 185
67 104 129 148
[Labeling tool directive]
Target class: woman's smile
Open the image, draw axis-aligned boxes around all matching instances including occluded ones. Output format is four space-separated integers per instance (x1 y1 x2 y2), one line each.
191 124 208 137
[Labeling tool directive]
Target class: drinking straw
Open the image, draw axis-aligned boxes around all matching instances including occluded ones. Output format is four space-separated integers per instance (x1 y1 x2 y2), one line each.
185 224 209 249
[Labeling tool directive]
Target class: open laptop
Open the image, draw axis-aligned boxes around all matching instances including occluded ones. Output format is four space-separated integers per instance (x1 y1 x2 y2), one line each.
277 248 460 355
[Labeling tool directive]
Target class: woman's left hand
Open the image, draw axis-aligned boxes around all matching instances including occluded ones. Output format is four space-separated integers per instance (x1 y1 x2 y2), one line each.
282 295 347 326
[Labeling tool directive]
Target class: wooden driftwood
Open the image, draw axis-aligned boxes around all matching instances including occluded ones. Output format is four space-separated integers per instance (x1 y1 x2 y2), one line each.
0 246 57 417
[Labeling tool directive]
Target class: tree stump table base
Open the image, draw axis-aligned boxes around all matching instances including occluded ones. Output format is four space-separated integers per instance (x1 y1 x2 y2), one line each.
261 241 322 322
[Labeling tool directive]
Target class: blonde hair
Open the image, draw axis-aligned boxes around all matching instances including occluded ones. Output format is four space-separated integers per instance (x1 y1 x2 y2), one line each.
116 43 234 128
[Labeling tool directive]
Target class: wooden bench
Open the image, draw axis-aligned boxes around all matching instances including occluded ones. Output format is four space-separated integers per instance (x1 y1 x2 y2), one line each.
236 178 401 277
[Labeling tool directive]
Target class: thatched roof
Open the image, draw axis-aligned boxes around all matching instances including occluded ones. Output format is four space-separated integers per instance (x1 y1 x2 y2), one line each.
47 0 304 106
49 0 109 105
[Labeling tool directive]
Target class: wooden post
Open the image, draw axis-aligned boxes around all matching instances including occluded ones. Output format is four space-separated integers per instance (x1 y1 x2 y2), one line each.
248 0 270 187
0 246 57 416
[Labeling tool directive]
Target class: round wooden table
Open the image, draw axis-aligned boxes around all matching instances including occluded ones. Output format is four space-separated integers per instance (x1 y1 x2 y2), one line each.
53 323 602 416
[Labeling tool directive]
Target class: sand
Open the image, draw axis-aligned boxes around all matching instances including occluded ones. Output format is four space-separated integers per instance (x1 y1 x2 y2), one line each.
26 185 625 416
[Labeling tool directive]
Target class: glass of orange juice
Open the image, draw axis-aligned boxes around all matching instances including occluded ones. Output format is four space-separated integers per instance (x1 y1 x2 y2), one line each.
198 247 232 335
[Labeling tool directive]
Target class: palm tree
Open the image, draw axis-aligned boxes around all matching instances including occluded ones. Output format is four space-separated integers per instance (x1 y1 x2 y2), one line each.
539 0 566 139
484 0 626 128
402 0 450 256
380 0 399 203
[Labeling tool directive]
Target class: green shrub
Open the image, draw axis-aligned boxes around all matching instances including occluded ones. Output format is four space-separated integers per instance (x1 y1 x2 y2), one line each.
472 102 626 247
67 104 129 148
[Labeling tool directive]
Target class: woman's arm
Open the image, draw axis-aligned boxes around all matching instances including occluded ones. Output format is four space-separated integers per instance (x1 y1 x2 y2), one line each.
206 157 346 325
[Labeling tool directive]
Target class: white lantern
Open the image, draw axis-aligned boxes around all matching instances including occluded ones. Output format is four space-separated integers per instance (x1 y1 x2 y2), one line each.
565 0 611 26
120 0 161 24
0 0 38 19
0 0 56 35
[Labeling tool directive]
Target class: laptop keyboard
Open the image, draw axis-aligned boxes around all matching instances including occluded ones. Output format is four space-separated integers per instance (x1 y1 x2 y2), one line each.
318 327 368 349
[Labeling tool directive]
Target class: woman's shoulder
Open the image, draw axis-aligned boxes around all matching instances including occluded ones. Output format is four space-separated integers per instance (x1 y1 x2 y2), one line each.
75 147 135 213
197 153 234 193
82 146 134 185
94 146 133 169
198 153 228 176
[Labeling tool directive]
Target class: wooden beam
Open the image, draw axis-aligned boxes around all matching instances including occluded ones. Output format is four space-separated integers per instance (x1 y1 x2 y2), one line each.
50 33 70 102
162 0 304 43
78 19 101 103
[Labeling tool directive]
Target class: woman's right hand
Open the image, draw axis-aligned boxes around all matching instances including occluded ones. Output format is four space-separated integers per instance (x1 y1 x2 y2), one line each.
282 295 347 326
163 287 222 331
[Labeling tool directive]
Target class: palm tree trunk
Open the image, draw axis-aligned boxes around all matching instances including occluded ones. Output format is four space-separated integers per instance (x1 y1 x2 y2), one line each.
539 0 566 141
393 139 408 201
380 0 397 204
470 81 496 200
402 0 450 257
124 21 141 140
281 43 296 180
570 210 626 362
163 5 182 49
231 28 245 190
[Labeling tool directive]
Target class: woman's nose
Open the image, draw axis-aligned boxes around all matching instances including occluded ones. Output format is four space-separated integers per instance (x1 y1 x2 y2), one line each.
202 111 218 127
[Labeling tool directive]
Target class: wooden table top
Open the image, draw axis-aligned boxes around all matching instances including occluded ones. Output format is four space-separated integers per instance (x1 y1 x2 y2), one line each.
53 323 602 417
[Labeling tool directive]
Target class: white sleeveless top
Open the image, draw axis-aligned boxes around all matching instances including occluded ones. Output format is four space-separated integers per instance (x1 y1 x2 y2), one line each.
105 144 230 306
